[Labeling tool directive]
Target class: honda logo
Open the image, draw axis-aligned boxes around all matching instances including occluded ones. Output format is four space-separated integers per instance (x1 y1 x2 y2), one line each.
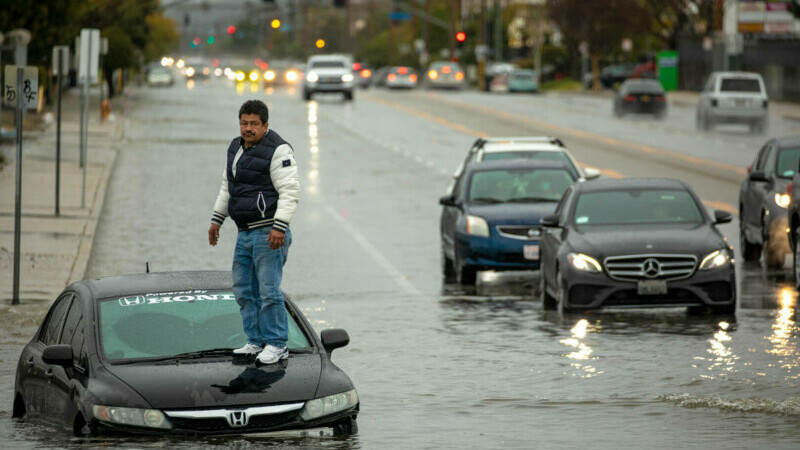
226 410 249 428
642 258 661 278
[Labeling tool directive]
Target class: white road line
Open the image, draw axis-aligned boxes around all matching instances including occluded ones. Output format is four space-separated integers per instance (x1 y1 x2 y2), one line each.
324 205 426 299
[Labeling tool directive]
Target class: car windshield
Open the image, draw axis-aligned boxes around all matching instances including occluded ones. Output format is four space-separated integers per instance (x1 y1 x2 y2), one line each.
481 151 578 177
468 168 574 204
573 189 703 225
622 81 664 94
98 290 311 362
310 61 345 69
776 147 800 178
720 78 761 93
150 67 170 75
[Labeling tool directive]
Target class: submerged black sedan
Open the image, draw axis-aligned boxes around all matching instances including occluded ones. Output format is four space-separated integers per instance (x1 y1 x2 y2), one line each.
13 271 358 436
613 79 667 118
539 178 736 314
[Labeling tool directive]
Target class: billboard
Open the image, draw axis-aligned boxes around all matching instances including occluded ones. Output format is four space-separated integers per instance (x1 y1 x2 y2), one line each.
738 0 800 34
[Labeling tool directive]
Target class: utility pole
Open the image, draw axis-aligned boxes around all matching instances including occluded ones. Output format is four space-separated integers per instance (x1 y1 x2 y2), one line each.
494 0 502 62
449 0 458 59
478 0 487 90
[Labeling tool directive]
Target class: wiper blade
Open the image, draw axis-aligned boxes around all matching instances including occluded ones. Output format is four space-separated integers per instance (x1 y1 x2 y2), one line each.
506 196 560 203
470 197 504 204
170 348 236 359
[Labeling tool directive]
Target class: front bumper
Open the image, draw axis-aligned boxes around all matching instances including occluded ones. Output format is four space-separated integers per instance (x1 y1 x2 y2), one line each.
304 81 354 93
560 263 736 310
456 232 540 271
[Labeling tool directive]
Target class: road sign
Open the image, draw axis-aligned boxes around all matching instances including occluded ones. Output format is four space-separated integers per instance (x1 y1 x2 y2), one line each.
79 28 100 83
4 65 38 109
52 46 70 75
389 11 412 21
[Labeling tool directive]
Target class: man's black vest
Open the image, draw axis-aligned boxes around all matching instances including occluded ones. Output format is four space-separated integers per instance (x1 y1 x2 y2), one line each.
226 129 289 231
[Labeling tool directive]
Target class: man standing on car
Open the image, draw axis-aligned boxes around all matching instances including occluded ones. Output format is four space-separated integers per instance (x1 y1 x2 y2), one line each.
208 99 300 364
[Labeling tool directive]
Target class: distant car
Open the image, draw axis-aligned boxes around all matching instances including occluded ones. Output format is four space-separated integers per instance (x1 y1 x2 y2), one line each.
147 67 174 87
385 66 418 89
303 54 355 101
449 136 601 194
584 63 636 89
613 79 667 118
696 71 769 133
440 159 579 284
744 136 800 270
508 69 539 93
373 67 392 87
426 61 465 90
13 271 359 436
784 138 800 286
485 62 518 92
539 178 736 314
351 62 372 89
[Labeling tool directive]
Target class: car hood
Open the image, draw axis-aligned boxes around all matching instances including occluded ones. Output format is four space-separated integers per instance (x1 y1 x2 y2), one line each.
467 202 559 225
104 355 321 409
309 68 348 76
570 223 724 259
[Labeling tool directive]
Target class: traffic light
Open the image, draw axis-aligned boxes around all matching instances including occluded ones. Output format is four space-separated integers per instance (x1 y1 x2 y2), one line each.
455 31 466 43
271 19 281 29
227 25 236 35
207 36 215 45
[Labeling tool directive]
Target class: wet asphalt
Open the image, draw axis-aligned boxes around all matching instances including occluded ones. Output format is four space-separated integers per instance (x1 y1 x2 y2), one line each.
1 78 800 449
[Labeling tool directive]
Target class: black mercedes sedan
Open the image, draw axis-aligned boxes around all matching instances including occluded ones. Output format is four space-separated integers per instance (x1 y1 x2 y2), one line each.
613 79 667 119
539 178 736 314
12 271 358 436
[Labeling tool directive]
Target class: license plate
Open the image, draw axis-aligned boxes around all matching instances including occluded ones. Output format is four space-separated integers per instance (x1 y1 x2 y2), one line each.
641 95 650 102
523 245 539 260
637 280 667 295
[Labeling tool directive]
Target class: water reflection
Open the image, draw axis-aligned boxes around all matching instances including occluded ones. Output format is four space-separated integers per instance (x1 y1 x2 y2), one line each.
767 287 799 380
560 319 603 378
697 320 738 380
307 101 320 197
186 79 195 90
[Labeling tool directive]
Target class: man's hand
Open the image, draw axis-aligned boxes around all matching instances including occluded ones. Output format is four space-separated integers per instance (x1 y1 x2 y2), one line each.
268 229 285 249
208 223 221 246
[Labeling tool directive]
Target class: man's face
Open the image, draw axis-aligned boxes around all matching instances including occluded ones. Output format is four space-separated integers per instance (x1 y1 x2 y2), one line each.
239 113 268 146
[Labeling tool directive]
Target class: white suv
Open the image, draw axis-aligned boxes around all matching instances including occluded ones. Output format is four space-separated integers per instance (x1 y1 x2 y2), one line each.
696 71 769 133
303 54 355 101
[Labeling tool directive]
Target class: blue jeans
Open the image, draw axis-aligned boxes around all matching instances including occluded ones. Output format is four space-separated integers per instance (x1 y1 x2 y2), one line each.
232 226 292 348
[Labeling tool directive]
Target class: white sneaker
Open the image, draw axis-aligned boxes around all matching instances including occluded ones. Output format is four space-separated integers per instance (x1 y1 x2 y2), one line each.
232 343 263 355
257 345 288 364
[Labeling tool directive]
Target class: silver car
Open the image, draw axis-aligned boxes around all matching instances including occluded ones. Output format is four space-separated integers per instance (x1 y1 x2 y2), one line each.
696 71 769 133
302 54 355 101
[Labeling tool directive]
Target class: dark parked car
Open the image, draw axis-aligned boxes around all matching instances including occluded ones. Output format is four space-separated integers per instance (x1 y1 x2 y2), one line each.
777 137 800 285
440 159 578 285
583 63 636 89
539 178 736 314
613 79 667 118
742 137 800 268
13 271 358 436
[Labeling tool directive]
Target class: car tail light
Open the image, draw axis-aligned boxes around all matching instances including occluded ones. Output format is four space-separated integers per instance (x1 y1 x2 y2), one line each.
711 99 718 107
747 164 752 174
442 66 452 74
788 183 793 197
352 63 361 71
655 95 665 102
410 74 418 82
399 67 408 75
455 72 464 80
428 70 438 79
361 69 371 78
624 95 635 102
388 74 397 81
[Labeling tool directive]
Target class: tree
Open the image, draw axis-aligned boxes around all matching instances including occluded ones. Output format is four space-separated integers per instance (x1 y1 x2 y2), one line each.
644 0 715 50
547 0 650 90
144 13 179 63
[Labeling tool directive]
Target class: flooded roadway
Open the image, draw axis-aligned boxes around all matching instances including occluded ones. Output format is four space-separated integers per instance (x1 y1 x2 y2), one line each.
1 79 799 449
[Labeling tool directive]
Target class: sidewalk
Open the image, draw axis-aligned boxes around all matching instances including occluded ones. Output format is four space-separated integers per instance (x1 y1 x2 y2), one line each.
0 88 128 305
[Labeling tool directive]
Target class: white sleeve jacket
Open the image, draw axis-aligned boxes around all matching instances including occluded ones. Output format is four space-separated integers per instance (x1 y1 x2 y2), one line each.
211 142 300 233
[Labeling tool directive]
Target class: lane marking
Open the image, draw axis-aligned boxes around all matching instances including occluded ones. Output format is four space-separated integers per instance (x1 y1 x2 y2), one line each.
362 92 738 216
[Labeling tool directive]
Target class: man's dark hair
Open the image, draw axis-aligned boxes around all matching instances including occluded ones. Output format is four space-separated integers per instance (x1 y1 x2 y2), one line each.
239 100 269 124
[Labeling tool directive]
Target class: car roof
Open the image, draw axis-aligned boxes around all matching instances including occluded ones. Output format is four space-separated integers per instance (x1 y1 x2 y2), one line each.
712 71 763 79
481 142 566 153
475 136 565 148
465 159 573 173
775 135 800 148
82 271 234 300
575 178 689 193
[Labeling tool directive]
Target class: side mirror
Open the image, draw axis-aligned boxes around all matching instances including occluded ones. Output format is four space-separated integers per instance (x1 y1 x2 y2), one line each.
321 329 350 354
748 171 769 182
714 210 733 224
582 167 601 180
439 195 458 207
42 344 74 369
540 214 560 228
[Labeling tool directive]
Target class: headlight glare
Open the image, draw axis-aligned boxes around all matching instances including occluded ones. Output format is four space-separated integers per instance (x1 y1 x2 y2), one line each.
93 405 172 429
700 249 730 270
307 72 319 82
342 73 354 82
775 193 790 209
300 389 358 421
567 253 602 273
466 215 490 237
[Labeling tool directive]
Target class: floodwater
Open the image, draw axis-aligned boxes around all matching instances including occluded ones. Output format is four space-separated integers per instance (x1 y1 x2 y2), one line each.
1 81 798 449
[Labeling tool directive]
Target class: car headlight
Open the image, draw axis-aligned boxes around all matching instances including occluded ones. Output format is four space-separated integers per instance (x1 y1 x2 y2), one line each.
775 193 790 209
93 405 172 429
306 72 319 82
342 73 354 82
699 249 730 270
466 215 490 237
265 70 276 81
300 390 358 421
567 253 602 273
